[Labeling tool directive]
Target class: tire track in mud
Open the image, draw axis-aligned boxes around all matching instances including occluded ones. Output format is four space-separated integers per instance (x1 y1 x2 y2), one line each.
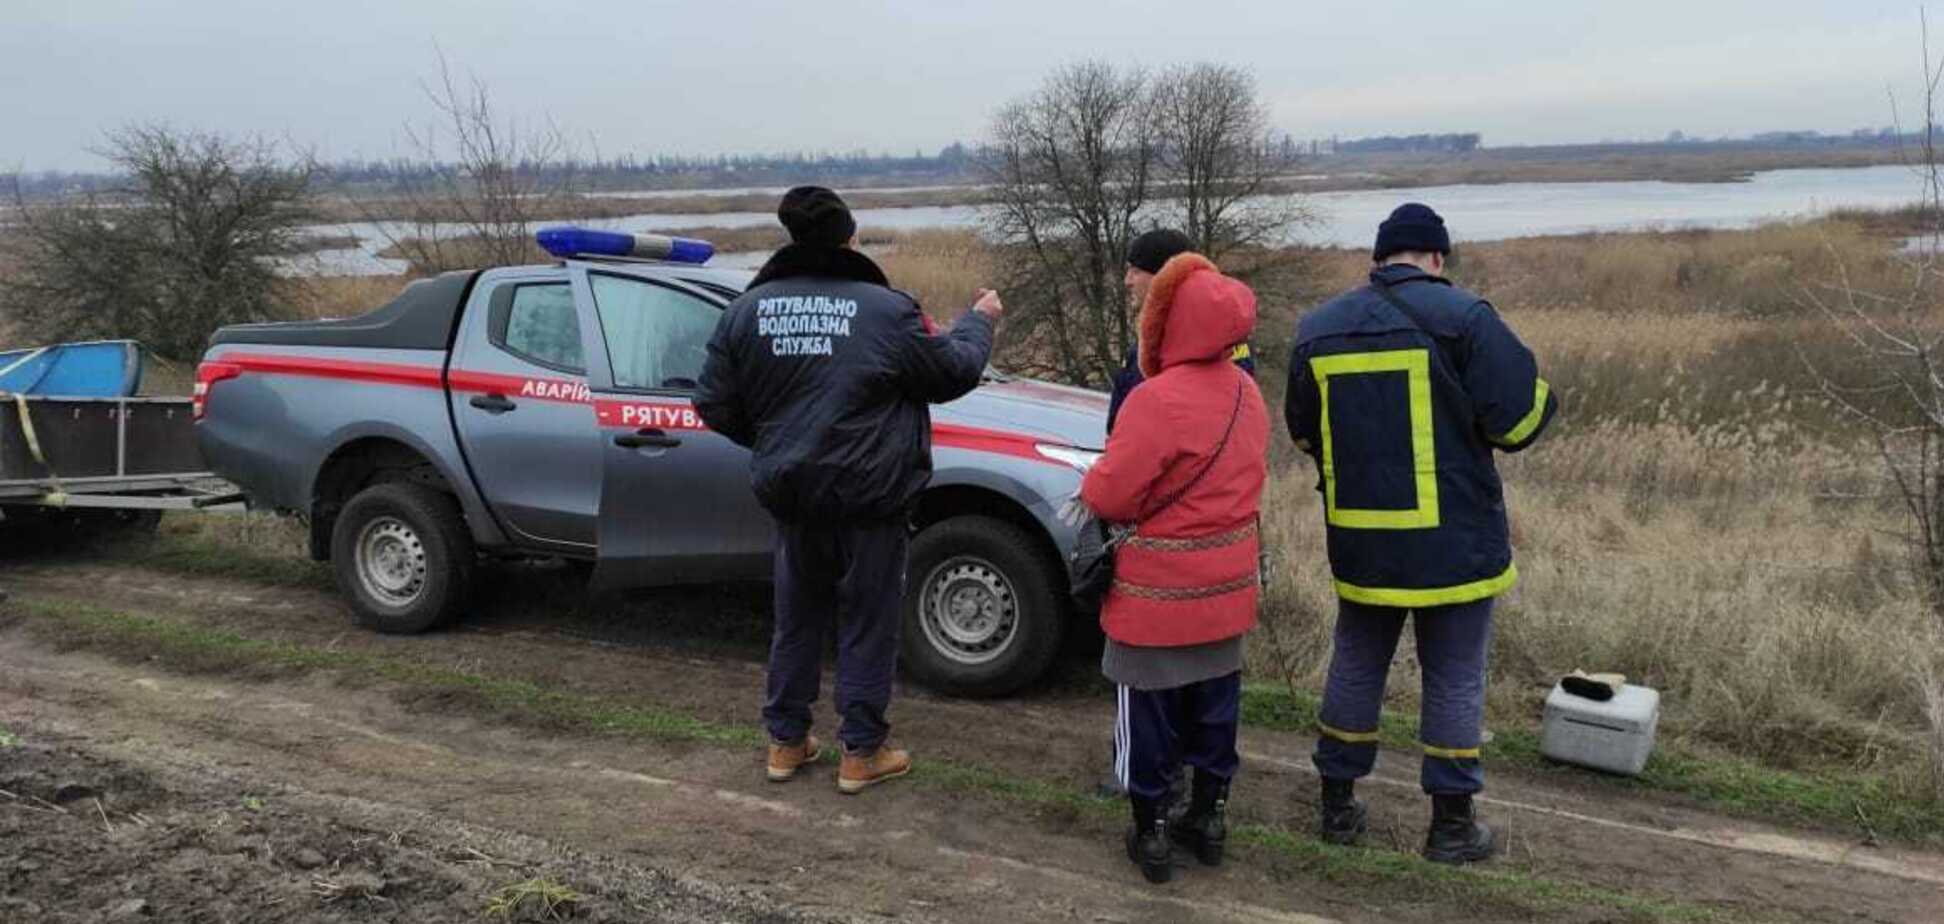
9 560 1944 921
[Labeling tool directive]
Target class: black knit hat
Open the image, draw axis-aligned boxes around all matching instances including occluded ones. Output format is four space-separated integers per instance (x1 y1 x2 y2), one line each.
777 186 857 248
1372 203 1451 263
1126 228 1193 274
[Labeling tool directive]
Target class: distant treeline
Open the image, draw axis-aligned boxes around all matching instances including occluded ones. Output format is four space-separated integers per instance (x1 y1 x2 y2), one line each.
1330 133 1482 155
6 128 1926 201
6 143 988 201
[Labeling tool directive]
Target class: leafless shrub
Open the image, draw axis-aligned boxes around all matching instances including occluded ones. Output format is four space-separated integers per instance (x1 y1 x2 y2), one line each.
1799 12 1944 790
1 126 317 359
1801 18 1944 620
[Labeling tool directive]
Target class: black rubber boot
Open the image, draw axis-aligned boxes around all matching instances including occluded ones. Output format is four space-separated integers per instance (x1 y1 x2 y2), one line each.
1423 794 1496 865
1125 796 1174 884
1318 778 1368 846
1170 771 1228 867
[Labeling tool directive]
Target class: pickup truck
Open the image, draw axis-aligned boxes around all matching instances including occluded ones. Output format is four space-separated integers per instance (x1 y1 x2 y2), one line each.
196 231 1109 696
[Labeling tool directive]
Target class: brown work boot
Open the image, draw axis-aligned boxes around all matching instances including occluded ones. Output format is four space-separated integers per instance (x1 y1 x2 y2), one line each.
838 743 912 794
766 735 822 782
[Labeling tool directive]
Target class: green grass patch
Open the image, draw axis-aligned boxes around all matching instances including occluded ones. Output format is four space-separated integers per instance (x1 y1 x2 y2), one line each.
0 600 1772 922
125 532 332 590
1240 684 1944 846
921 751 1730 921
16 600 758 748
0 724 17 748
1233 825 1725 923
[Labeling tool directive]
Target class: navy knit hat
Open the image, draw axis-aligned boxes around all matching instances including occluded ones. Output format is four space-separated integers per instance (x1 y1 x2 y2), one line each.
777 186 857 248
1372 203 1451 263
1126 228 1193 274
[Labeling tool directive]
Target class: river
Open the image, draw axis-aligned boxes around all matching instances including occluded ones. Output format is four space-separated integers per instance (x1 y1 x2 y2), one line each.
281 164 1930 277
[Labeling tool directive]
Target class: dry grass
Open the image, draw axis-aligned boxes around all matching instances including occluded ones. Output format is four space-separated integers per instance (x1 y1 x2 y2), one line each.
877 229 997 318
884 215 1944 803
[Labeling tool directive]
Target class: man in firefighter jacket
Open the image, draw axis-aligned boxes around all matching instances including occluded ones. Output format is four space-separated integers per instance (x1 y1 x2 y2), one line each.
696 186 1002 794
1284 203 1558 864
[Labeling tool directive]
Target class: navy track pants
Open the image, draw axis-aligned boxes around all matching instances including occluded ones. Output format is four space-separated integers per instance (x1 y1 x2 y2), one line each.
1114 671 1242 802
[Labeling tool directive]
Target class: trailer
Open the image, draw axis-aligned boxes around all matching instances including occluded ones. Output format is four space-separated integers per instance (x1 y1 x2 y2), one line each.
0 394 243 531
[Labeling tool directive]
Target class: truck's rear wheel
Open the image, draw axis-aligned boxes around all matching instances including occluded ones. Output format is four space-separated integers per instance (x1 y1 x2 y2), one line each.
901 515 1066 697
331 483 474 634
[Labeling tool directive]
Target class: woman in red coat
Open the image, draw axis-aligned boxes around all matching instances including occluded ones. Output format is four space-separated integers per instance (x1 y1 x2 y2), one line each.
1080 251 1269 883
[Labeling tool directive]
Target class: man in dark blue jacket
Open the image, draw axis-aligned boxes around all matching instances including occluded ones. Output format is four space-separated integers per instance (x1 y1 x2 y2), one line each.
1284 203 1557 864
697 186 1002 794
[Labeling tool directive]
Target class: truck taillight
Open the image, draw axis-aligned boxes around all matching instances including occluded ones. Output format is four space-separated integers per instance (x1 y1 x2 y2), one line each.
194 362 242 420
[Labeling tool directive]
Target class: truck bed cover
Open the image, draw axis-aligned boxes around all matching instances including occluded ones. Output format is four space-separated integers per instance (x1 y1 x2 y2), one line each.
210 271 476 351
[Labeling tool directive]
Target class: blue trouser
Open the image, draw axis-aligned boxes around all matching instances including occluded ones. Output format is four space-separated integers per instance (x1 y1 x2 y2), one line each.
763 519 908 753
1115 671 1242 802
1313 597 1493 795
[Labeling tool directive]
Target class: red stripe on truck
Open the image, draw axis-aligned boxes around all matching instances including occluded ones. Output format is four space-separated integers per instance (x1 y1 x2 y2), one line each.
219 353 444 389
932 422 1052 464
211 352 1071 467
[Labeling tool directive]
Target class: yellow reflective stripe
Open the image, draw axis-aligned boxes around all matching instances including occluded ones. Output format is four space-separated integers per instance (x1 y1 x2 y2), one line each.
1310 349 1439 531
1492 378 1550 446
1334 563 1518 608
1230 343 1252 362
1318 722 1381 745
1422 742 1482 760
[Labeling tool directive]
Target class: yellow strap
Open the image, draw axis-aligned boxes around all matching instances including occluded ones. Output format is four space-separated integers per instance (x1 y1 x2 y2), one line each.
1318 721 1382 745
1422 742 1482 760
8 392 67 506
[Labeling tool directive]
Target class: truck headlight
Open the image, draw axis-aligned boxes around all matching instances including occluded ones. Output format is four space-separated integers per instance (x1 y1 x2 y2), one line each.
1035 444 1103 473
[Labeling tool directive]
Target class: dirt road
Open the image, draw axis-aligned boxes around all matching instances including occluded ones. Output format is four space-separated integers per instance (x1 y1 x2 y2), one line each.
3 557 1941 922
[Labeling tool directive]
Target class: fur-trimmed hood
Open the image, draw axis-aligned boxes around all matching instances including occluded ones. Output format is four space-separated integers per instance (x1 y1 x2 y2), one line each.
750 243 889 289
1138 252 1257 377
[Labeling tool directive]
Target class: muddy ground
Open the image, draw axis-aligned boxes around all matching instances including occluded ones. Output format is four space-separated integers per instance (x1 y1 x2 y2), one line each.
3 554 1943 923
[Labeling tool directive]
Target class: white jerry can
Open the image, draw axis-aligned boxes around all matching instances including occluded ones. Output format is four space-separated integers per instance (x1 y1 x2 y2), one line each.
1539 682 1661 777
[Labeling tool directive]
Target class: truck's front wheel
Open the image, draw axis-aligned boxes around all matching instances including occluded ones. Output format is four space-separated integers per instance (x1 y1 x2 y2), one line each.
901 515 1067 698
332 483 474 634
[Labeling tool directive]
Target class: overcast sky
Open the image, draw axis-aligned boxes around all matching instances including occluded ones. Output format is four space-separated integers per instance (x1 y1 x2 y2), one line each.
0 0 1928 171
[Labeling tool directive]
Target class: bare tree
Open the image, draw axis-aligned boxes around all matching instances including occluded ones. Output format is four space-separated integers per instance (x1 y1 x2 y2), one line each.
1802 13 1944 795
1 126 316 360
356 52 577 274
983 62 1156 387
1149 63 1305 259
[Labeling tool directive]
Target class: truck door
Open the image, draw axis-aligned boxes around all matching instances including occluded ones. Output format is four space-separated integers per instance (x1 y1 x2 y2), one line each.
577 269 773 589
448 271 601 552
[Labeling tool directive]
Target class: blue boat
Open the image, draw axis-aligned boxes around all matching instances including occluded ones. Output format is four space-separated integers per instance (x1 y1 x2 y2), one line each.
0 340 144 397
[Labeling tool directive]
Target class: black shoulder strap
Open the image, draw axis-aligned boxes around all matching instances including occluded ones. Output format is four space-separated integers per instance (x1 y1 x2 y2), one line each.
1137 376 1246 523
1369 279 1478 408
1369 279 1431 335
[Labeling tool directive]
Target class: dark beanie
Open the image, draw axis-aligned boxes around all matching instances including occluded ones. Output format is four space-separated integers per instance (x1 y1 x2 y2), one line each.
1372 203 1451 263
1126 228 1192 274
777 186 857 248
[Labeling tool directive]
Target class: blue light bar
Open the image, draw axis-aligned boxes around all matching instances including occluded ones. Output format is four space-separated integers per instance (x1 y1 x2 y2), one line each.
535 227 715 264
